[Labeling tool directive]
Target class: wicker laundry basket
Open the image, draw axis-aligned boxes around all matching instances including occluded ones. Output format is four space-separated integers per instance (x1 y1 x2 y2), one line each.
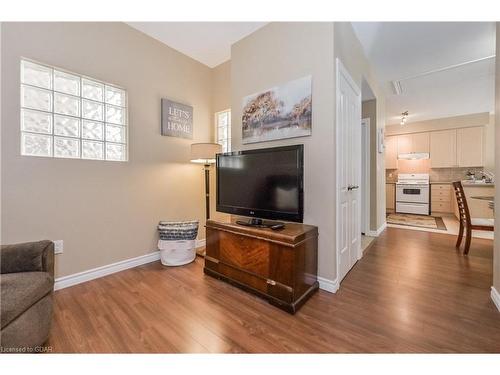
157 221 199 266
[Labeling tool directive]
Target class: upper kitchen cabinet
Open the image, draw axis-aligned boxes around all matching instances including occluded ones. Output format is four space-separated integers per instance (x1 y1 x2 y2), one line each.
430 129 457 168
430 126 484 168
385 136 398 169
397 134 412 154
457 127 484 167
397 132 430 154
411 132 430 153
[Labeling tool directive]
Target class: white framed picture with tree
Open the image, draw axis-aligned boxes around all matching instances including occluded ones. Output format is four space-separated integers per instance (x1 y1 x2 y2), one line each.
241 76 312 144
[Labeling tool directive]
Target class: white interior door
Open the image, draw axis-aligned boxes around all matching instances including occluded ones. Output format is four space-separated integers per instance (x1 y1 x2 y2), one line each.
336 59 362 283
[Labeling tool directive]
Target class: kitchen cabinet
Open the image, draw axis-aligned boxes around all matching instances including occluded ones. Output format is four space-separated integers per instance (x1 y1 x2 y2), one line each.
387 126 484 169
397 132 430 154
411 132 430 153
386 183 395 212
457 127 484 167
431 183 453 213
430 127 484 168
397 134 412 154
430 129 457 168
385 136 398 169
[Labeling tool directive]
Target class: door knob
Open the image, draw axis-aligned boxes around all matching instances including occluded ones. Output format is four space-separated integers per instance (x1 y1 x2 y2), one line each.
347 185 359 191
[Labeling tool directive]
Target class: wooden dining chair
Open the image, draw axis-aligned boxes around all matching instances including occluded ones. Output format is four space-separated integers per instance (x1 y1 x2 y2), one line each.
452 181 494 255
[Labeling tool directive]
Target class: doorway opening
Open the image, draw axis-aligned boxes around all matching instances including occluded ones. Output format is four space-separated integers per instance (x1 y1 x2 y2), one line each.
360 78 377 252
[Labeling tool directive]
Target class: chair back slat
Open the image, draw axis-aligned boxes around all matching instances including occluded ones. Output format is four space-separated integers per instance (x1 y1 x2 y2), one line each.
452 181 471 227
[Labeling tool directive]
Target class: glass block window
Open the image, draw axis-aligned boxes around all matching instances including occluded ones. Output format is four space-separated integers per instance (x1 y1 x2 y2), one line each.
215 109 231 153
20 59 128 161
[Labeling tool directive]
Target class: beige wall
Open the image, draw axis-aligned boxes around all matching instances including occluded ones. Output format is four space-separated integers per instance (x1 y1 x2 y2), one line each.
385 112 491 134
231 22 337 281
485 114 495 173
1 22 215 278
210 60 231 222
334 22 387 232
494 23 500 292
362 99 378 232
230 22 384 282
212 61 231 117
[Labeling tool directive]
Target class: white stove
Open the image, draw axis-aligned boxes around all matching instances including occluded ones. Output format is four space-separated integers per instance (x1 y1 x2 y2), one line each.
395 174 430 215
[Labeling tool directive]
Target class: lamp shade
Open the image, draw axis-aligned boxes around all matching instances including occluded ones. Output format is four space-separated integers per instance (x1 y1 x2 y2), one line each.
190 143 222 164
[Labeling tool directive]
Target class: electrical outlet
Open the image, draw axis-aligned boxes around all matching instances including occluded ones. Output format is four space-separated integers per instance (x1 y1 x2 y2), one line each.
53 240 64 254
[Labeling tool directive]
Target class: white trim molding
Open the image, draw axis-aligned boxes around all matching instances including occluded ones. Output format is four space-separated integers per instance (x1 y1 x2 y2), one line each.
55 251 160 290
491 287 500 312
318 276 339 294
55 239 207 291
366 221 387 237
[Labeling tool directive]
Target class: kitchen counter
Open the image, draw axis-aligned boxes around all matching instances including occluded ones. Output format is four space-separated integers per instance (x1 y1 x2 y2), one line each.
456 183 495 219
429 181 495 187
461 181 494 187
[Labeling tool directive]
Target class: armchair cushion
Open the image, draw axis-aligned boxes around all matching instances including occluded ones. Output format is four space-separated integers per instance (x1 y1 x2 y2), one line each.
0 272 54 328
1 240 54 276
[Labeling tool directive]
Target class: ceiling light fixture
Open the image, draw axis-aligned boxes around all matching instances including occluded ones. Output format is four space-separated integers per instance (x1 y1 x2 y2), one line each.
400 111 408 126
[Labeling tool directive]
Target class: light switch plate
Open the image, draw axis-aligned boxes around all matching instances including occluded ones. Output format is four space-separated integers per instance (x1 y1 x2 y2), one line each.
53 240 64 254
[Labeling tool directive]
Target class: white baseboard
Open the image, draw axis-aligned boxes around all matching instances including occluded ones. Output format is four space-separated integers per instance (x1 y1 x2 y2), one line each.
491 287 500 312
55 251 160 291
55 238 207 291
318 276 339 294
366 221 387 237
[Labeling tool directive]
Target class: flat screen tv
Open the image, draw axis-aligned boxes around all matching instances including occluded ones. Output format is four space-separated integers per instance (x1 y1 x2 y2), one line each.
216 145 304 223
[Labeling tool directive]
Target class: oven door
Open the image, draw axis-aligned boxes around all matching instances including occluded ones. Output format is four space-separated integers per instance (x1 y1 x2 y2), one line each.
396 185 429 203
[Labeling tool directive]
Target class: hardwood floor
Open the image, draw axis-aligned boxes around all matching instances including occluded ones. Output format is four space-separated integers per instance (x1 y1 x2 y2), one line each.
47 227 500 353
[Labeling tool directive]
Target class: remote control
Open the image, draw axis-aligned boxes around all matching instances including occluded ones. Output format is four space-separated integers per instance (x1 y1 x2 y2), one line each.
270 224 285 230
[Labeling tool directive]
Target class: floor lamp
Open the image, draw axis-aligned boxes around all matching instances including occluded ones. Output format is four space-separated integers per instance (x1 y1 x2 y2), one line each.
190 143 222 221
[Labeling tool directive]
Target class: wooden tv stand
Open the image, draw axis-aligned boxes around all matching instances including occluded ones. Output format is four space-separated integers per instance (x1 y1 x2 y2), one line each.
204 219 319 314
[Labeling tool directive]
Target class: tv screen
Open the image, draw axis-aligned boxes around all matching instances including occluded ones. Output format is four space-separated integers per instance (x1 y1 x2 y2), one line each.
216 145 304 222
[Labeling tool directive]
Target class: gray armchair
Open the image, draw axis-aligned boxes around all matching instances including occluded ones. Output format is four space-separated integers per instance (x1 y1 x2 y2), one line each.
0 241 55 351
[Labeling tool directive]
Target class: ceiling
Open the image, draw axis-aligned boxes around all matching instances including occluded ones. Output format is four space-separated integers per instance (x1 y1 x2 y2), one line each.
127 22 267 68
351 22 496 124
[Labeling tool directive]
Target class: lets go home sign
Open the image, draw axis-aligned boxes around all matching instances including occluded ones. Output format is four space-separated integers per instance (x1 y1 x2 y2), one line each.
161 99 193 139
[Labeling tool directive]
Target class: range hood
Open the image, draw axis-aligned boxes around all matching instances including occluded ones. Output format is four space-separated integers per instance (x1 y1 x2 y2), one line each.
398 152 430 160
